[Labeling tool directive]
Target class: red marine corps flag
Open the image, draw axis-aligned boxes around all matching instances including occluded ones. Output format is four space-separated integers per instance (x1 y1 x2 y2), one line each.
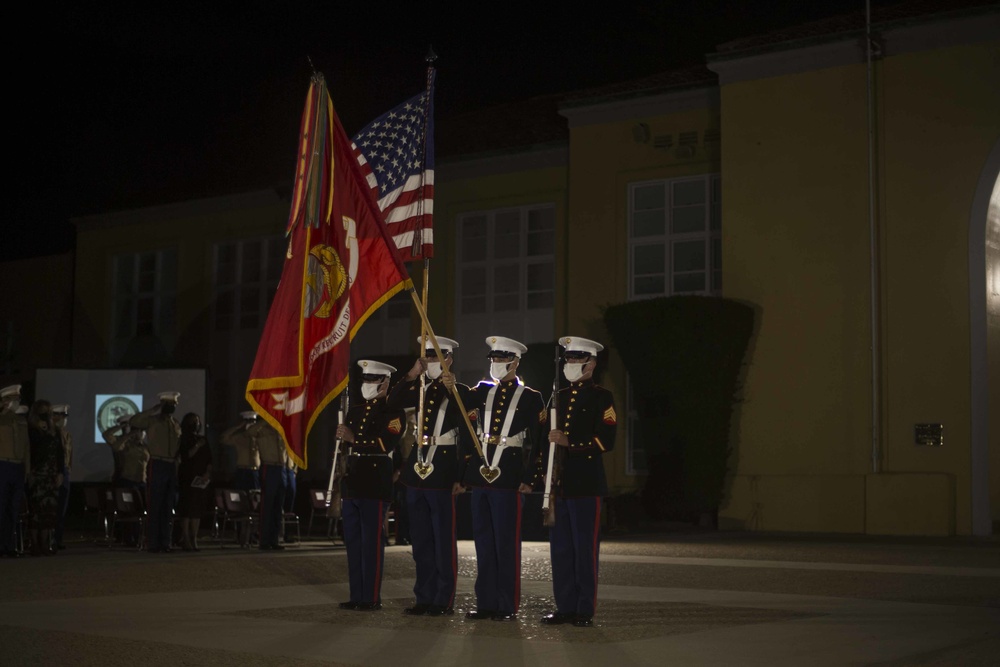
246 74 413 468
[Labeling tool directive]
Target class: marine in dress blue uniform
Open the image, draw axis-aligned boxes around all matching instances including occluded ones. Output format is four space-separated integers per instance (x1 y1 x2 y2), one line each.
130 391 182 553
541 337 617 628
337 360 404 611
454 336 544 622
386 336 467 616
0 385 29 558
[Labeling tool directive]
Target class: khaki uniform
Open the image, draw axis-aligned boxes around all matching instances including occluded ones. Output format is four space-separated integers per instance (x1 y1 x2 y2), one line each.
222 429 261 469
0 411 30 469
130 411 180 551
251 422 286 548
130 413 181 461
0 411 30 553
108 431 150 485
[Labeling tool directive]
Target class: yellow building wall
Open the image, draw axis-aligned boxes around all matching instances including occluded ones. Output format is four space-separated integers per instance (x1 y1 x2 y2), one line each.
72 193 287 366
719 40 1000 535
565 105 721 494
879 41 1000 535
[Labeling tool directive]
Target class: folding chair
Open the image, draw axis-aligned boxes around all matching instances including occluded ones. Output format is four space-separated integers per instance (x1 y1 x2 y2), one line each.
83 484 112 545
109 487 146 551
220 489 257 549
307 489 339 538
282 511 301 546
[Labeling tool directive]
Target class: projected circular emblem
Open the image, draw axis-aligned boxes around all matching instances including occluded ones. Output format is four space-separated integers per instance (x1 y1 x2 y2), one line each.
97 396 139 433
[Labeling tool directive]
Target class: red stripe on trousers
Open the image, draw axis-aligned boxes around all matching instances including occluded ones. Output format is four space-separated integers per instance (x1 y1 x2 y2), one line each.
373 501 384 603
592 497 601 614
514 491 523 611
448 494 457 608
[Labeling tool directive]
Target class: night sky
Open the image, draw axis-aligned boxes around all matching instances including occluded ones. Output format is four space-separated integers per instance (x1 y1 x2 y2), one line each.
7 1 900 261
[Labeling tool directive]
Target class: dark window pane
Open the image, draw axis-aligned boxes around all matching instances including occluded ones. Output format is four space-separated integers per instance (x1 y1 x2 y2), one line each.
462 296 486 314
115 256 135 295
494 294 519 311
634 276 664 295
136 297 155 335
160 295 176 334
712 238 722 271
633 210 665 237
672 180 705 206
527 231 554 256
462 216 488 261
461 268 487 298
138 265 156 293
672 205 706 234
526 263 553 291
633 244 665 275
527 207 554 232
673 240 705 272
712 270 722 291
633 183 665 211
160 249 177 289
267 238 285 281
527 291 553 309
494 211 520 259
673 272 706 293
242 243 262 283
115 299 134 338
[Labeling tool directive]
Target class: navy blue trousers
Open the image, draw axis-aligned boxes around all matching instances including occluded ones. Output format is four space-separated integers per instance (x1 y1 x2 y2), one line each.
283 467 296 512
232 468 259 491
406 487 457 607
342 497 387 605
0 461 25 553
146 459 177 551
471 488 523 614
259 465 286 547
550 497 602 618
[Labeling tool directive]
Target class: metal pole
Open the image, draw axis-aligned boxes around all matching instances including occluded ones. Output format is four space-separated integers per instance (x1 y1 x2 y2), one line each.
865 0 881 473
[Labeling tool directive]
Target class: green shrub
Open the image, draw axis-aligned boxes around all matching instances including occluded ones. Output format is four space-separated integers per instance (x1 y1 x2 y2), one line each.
603 295 754 520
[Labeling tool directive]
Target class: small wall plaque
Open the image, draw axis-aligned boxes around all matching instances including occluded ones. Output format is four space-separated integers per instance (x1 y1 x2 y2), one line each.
915 423 944 447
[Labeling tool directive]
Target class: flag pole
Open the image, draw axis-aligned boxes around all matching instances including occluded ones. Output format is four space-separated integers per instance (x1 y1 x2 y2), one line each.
407 288 486 462
414 49 437 461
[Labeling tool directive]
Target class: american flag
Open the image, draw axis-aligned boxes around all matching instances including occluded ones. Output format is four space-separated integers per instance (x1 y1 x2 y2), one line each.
350 85 435 262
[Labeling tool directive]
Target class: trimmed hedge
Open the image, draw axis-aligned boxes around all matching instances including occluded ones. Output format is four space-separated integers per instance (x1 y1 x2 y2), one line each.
603 295 753 519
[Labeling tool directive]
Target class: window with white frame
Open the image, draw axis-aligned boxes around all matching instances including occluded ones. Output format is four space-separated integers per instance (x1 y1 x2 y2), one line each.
213 236 286 331
629 174 721 298
454 204 555 385
111 248 178 359
457 205 555 316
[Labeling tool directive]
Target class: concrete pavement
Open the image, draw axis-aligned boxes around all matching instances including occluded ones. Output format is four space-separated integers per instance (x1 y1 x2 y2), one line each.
1 530 998 666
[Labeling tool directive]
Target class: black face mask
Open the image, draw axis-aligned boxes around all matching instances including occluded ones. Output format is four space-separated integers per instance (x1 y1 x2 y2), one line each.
162 403 176 415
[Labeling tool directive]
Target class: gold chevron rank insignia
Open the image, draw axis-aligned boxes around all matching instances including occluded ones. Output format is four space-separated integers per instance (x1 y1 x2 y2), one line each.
387 418 402 434
538 410 547 423
603 406 617 424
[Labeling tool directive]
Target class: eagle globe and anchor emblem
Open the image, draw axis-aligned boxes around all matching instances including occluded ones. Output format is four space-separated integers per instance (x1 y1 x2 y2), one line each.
270 216 359 418
96 396 140 433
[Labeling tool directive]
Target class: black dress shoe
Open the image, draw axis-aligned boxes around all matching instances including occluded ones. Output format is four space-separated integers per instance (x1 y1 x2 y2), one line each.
425 605 454 616
403 604 430 616
272 543 285 551
492 612 517 622
357 602 382 611
338 601 360 610
572 616 594 627
540 612 574 625
162 547 173 553
465 609 496 620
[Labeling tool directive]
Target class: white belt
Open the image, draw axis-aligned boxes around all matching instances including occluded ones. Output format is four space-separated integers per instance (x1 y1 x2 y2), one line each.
484 432 525 448
422 428 458 446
